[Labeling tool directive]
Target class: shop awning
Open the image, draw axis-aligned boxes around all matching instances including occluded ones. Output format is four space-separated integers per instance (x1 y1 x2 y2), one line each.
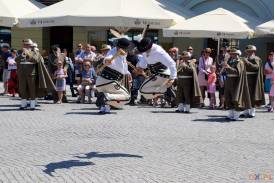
18 0 174 29
0 0 45 27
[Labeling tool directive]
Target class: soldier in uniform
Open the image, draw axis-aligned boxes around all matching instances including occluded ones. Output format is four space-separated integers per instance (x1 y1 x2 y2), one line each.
241 45 265 118
223 48 251 121
176 51 201 113
16 39 55 110
95 38 131 114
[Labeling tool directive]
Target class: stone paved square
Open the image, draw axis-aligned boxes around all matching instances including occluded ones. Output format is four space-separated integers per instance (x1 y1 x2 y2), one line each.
0 84 273 183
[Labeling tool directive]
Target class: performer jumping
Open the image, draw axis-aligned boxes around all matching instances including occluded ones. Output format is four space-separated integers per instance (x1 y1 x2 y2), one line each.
137 38 177 99
96 38 131 114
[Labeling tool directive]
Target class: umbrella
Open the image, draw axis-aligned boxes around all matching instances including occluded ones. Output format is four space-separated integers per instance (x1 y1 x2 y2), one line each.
18 0 173 29
255 20 274 37
0 0 45 27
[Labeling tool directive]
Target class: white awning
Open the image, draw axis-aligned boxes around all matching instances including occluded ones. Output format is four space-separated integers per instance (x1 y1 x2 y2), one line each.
0 0 45 27
18 0 174 29
255 20 274 36
163 8 260 39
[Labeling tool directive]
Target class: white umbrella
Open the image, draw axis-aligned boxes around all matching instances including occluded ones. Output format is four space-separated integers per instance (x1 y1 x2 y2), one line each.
255 20 274 36
163 8 258 39
18 0 174 29
0 0 45 27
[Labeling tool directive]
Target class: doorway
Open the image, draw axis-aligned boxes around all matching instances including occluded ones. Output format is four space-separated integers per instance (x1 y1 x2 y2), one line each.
50 26 73 53
207 38 218 59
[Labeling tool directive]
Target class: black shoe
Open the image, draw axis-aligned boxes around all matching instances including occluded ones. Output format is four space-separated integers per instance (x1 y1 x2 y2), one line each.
72 94 77 97
175 110 184 113
240 114 249 118
19 106 27 110
98 111 106 114
30 108 35 111
184 111 190 114
247 115 255 118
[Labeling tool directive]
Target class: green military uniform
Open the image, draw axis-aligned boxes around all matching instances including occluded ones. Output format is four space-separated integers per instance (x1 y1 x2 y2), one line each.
16 47 55 110
176 52 201 113
224 49 251 120
16 49 39 100
242 45 265 117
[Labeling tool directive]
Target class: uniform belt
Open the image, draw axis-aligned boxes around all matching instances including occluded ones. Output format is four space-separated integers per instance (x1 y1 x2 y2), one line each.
20 62 35 65
227 74 238 77
178 75 192 79
246 72 257 75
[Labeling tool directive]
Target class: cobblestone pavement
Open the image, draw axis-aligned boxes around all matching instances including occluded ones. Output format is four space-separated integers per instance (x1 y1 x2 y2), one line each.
0 87 273 182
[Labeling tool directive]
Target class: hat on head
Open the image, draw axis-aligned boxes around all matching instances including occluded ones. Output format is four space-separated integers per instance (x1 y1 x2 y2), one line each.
181 51 190 58
101 44 111 51
245 45 256 51
187 46 193 50
229 48 239 54
116 38 131 50
137 37 153 53
1 43 10 48
32 42 38 48
10 48 17 53
22 39 33 45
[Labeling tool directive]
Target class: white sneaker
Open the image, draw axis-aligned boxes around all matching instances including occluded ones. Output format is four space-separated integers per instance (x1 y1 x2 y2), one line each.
232 110 240 121
176 103 184 112
226 110 234 119
104 105 111 114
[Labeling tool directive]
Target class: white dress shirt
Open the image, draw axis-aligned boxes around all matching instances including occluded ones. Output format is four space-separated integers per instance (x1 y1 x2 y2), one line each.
140 44 177 79
104 47 129 75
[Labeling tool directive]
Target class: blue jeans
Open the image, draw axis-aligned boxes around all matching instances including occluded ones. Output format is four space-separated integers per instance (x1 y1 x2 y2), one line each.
131 75 145 100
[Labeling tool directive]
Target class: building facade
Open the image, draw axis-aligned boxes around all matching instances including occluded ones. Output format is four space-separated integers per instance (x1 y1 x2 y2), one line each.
11 0 274 59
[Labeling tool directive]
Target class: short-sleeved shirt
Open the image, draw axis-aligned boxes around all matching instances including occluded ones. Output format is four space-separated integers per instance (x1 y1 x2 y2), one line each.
140 44 177 79
82 68 96 80
7 56 17 70
104 47 129 75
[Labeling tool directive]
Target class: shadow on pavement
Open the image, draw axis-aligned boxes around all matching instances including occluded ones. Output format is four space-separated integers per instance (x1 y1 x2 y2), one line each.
151 111 197 114
192 115 244 123
43 152 143 176
74 151 143 159
43 160 95 176
72 107 99 111
65 111 117 115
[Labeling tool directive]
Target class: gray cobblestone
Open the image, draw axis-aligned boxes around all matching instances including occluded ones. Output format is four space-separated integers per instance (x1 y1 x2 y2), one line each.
0 86 273 183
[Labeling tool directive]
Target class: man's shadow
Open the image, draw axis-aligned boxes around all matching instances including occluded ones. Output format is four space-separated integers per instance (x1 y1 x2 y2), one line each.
42 160 94 176
193 115 244 123
43 151 143 176
74 151 143 159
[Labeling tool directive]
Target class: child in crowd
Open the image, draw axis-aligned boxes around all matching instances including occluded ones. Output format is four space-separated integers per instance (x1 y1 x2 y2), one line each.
53 61 67 104
7 49 18 97
77 61 96 103
208 65 217 109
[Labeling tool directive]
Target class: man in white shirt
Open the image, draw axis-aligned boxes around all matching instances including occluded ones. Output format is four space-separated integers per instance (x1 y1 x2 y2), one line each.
136 38 177 100
96 38 131 114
